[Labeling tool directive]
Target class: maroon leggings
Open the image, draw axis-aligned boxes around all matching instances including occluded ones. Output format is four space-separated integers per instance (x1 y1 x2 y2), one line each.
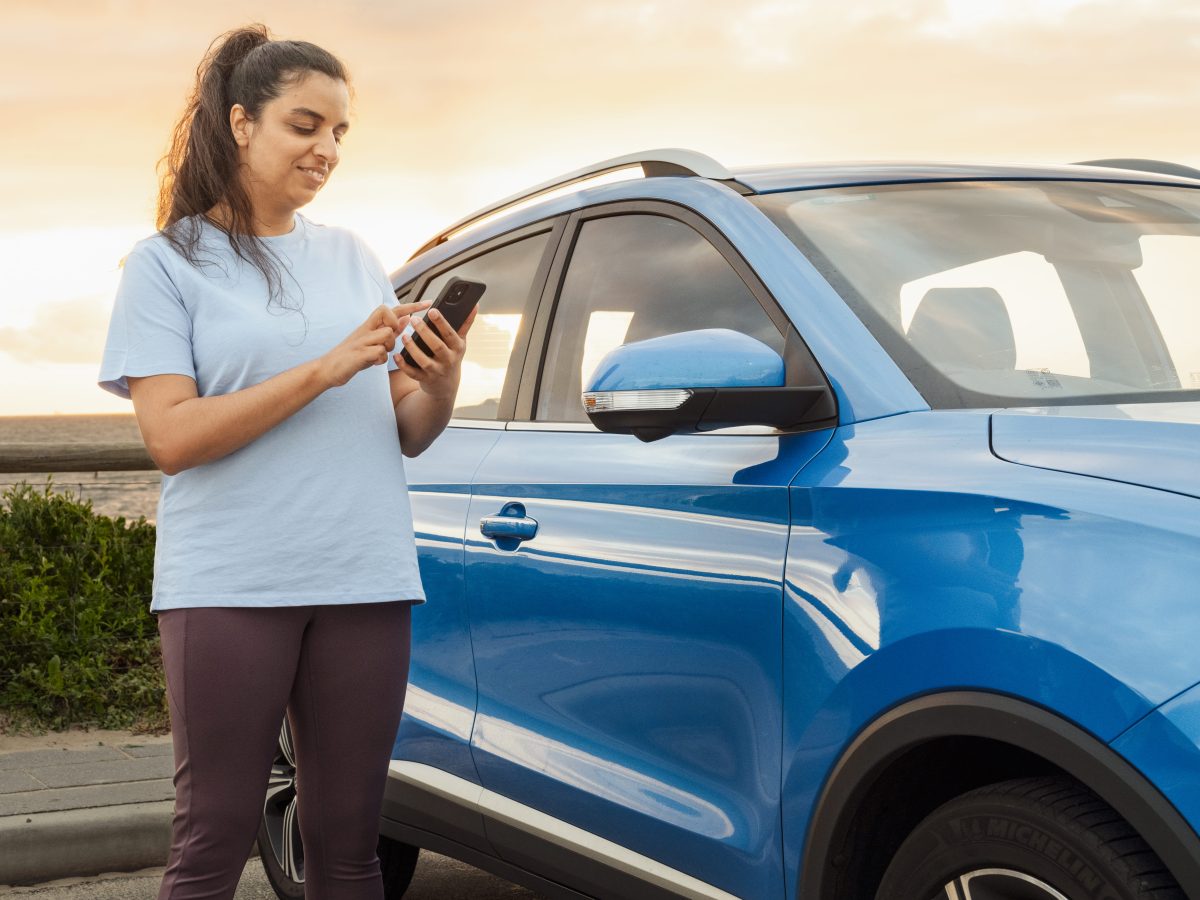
155 601 413 900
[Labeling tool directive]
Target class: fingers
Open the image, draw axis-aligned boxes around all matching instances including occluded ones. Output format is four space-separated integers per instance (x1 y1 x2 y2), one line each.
353 324 396 372
397 331 434 371
369 324 397 353
393 298 432 319
457 306 479 337
367 304 392 330
401 305 474 368
427 308 468 351
368 302 427 336
393 352 425 380
412 311 450 356
331 306 422 385
380 305 401 334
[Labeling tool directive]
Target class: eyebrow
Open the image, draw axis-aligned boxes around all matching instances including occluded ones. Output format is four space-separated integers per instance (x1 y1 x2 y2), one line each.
289 107 350 130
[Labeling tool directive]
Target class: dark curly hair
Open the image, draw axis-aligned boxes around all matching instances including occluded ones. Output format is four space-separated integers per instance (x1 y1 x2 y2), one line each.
156 24 349 304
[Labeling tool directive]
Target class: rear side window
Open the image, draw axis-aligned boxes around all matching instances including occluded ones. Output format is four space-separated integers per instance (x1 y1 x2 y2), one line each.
535 214 783 423
417 232 551 420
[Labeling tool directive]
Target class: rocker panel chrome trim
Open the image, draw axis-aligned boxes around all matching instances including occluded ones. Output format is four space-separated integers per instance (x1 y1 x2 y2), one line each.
387 760 740 900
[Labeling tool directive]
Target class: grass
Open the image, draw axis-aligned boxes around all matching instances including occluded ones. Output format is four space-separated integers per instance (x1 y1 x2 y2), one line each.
0 480 166 734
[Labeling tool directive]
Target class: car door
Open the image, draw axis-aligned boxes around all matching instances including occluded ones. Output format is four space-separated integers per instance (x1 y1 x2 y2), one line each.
463 203 835 899
393 220 561 786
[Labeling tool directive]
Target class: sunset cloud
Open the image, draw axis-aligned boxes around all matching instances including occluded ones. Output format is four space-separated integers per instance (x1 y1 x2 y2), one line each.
2 0 1198 413
0 295 110 365
7 1 1199 193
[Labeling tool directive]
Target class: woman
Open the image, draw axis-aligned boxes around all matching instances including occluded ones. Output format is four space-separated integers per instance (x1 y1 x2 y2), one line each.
97 24 471 899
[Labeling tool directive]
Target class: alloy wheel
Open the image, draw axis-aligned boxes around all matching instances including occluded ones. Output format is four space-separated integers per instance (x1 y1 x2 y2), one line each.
935 868 1072 900
261 718 304 884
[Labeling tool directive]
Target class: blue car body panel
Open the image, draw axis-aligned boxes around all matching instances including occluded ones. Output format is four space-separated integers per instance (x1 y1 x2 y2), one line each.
991 402 1200 500
387 160 1200 897
463 427 834 899
778 409 1200 900
392 426 501 783
1112 683 1200 848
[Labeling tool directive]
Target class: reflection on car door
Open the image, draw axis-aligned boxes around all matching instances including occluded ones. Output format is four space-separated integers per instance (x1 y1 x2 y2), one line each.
463 208 834 899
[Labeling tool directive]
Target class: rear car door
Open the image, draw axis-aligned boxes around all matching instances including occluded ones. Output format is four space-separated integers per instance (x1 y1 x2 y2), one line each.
463 203 835 899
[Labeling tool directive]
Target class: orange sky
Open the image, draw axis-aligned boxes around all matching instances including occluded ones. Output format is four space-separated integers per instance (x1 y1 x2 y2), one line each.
2 0 1198 414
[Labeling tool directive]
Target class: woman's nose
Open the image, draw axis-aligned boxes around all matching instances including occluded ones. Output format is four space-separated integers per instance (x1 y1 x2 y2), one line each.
315 131 339 165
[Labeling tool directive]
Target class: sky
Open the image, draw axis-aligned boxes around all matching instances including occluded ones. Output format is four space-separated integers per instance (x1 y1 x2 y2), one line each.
1 0 1198 414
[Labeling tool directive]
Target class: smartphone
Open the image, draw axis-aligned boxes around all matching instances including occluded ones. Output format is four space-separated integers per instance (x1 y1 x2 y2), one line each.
398 276 486 368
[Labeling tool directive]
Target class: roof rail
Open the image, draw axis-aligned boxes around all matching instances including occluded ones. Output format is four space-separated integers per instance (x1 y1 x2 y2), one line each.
1073 158 1200 181
409 148 752 259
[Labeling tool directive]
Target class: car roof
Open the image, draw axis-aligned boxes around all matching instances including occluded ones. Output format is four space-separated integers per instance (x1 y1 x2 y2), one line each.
729 161 1200 194
396 152 1200 276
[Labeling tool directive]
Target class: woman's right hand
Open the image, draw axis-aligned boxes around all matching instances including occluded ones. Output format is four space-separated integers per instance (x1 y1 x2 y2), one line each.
127 299 431 475
319 300 430 388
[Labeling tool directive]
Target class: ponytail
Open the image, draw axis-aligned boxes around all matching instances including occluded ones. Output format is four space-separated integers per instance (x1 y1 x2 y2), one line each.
156 24 348 306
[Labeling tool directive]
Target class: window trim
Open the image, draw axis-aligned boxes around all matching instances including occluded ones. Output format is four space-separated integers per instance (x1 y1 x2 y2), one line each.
504 420 800 437
514 199 831 426
398 216 569 423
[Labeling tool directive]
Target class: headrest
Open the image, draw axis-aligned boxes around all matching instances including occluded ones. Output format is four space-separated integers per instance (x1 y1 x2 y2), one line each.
907 287 1017 371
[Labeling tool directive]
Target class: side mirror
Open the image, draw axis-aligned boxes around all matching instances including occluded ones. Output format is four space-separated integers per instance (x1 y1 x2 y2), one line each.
582 328 836 442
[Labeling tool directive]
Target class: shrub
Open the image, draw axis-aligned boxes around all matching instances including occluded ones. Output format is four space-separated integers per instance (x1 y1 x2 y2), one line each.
0 481 166 733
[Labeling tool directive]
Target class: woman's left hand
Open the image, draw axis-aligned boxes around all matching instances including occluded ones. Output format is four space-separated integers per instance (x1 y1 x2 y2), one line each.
392 306 478 399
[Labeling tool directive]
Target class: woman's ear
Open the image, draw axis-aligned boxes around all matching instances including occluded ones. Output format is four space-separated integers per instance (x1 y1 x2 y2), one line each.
229 104 251 148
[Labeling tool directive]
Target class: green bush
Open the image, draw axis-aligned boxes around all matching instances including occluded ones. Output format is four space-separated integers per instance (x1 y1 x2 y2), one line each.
0 481 166 734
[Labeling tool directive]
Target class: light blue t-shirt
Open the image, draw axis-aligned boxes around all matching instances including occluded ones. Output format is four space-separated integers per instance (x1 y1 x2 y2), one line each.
98 213 425 612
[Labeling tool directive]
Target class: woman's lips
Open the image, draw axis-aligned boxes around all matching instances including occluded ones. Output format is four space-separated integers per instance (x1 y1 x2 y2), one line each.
299 166 327 187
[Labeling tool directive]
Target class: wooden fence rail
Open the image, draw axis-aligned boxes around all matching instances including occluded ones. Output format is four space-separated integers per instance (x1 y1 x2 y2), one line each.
0 443 156 473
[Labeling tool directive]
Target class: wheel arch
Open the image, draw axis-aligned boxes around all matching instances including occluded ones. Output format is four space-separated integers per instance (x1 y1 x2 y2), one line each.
797 691 1200 899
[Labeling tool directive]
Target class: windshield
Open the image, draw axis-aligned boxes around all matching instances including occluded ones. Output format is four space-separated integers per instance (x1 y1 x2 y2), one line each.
753 180 1200 408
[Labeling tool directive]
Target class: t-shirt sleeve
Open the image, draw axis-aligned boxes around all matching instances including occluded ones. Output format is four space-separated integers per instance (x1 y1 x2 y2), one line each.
349 232 406 372
98 241 196 399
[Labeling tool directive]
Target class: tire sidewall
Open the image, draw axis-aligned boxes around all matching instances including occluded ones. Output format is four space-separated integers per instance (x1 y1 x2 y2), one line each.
877 796 1135 900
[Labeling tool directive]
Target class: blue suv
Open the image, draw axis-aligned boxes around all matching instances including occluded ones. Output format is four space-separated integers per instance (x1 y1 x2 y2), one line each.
258 150 1200 900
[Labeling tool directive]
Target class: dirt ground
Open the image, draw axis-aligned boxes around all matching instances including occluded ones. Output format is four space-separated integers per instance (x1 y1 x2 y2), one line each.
0 726 169 753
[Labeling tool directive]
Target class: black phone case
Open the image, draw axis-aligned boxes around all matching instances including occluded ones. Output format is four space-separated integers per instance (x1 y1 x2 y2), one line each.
400 276 486 367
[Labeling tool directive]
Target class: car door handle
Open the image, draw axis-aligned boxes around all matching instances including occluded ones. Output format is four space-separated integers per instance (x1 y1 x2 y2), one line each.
480 502 538 544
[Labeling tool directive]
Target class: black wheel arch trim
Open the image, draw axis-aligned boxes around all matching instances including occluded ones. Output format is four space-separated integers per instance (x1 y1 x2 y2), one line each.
797 690 1200 899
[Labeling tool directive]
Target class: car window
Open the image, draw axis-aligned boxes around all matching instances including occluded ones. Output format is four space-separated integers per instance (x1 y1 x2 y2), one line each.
535 214 784 423
899 251 1091 378
753 181 1200 407
1135 235 1200 389
417 232 551 420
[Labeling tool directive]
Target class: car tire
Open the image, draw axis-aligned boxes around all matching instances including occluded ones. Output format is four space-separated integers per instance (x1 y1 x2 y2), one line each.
257 718 422 899
378 834 421 898
875 775 1185 900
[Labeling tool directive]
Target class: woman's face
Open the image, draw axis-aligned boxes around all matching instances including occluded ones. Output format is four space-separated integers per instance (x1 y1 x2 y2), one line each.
230 71 350 228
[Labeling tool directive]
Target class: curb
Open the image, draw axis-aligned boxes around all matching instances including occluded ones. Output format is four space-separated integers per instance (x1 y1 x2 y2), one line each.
0 802 173 886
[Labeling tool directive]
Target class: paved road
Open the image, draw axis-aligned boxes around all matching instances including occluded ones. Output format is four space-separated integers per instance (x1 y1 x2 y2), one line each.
0 852 544 899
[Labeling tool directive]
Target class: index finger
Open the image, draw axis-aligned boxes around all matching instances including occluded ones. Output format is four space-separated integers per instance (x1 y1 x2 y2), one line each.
394 298 433 318
378 304 402 332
